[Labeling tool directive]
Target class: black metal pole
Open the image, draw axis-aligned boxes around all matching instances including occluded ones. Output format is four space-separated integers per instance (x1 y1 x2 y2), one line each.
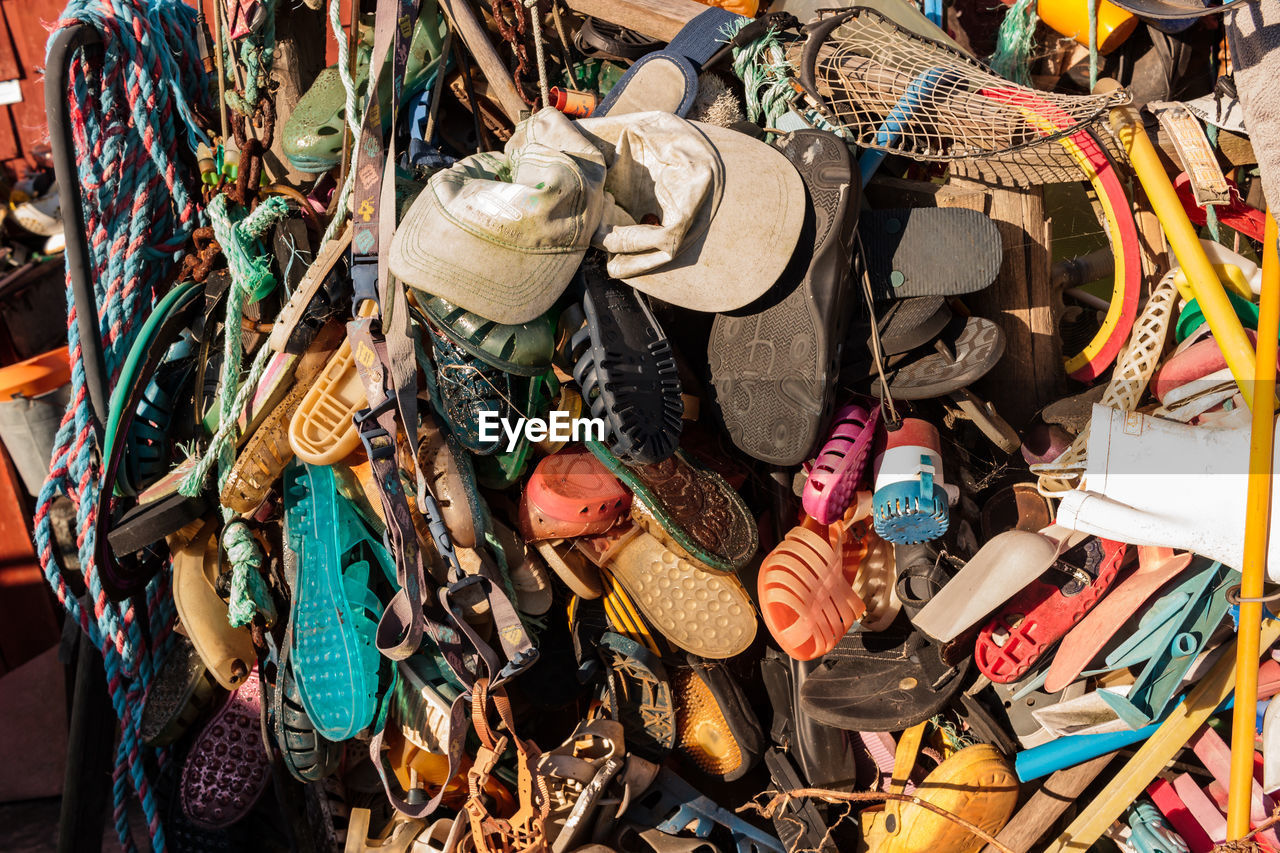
57 624 113 853
46 23 114 853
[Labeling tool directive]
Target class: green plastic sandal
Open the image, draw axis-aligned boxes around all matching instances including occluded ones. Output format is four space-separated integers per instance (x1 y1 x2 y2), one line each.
283 6 446 173
413 293 556 377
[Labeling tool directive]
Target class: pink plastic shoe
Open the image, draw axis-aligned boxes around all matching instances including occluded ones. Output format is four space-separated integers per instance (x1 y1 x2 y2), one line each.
803 401 881 525
180 665 270 829
758 494 877 661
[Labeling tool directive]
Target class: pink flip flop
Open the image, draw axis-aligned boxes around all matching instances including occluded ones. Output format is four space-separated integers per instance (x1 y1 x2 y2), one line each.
803 401 881 525
180 665 270 829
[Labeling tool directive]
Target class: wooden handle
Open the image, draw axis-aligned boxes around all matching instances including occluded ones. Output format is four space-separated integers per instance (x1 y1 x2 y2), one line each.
438 0 527 124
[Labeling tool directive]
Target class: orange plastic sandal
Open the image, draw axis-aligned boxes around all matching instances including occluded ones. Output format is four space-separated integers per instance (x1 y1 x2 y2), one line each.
759 493 878 661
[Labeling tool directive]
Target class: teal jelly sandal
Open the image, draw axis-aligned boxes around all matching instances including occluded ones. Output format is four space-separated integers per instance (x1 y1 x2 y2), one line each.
283 6 446 173
284 461 396 741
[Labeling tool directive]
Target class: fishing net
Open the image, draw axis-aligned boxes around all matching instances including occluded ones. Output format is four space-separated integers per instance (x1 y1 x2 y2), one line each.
788 7 1131 182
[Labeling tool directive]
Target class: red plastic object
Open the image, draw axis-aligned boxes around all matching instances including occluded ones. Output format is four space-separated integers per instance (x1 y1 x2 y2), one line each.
549 87 597 118
518 446 631 541
1149 777 1215 853
1175 172 1266 242
974 538 1127 683
979 87 1140 382
1046 546 1193 693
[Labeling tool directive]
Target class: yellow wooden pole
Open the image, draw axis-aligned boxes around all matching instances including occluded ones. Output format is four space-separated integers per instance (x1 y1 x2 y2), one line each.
1096 78 1258 410
1227 211 1280 838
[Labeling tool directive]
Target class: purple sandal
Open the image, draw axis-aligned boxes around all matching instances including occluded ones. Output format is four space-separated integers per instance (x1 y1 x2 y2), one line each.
803 401 881 525
180 665 270 829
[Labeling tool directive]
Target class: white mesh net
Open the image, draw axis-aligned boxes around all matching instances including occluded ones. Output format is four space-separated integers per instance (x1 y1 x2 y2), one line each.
789 8 1131 177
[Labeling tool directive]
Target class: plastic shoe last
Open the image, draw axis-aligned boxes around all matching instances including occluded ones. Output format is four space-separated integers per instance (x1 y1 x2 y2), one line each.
912 527 1072 643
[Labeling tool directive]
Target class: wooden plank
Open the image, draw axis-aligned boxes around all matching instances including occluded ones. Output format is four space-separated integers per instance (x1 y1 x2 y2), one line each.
438 0 527 124
0 444 58 675
940 180 1062 428
0 0 71 171
562 0 705 41
980 755 1114 853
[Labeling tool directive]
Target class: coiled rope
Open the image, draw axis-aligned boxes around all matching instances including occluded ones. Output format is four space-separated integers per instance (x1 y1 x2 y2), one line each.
33 1 209 850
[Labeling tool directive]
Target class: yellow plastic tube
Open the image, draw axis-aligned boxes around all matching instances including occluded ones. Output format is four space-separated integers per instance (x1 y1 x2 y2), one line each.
1098 78 1258 410
1227 210 1280 840
1036 0 1137 54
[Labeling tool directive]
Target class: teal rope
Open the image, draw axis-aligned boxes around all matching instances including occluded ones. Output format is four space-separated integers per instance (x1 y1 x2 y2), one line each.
991 0 1038 87
727 17 843 139
224 520 271 626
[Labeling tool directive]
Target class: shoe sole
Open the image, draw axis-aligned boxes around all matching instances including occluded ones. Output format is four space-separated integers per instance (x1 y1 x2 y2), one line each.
708 130 858 466
861 207 1002 301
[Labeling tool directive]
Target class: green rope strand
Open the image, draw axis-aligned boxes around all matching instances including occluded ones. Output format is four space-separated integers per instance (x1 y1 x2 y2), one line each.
991 0 1038 87
181 193 289 627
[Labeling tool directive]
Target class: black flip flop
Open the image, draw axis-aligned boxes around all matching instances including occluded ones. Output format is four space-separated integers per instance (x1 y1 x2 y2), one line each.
860 208 1003 302
800 621 969 732
876 315 1005 401
708 129 859 466
853 295 953 361
572 263 683 466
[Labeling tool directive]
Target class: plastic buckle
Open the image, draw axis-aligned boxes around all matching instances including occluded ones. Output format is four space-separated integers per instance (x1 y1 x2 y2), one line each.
350 254 380 312
496 647 539 685
353 398 397 461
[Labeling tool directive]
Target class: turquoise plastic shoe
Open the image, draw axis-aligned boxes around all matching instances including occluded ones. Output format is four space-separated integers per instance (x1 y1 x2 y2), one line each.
284 461 396 741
